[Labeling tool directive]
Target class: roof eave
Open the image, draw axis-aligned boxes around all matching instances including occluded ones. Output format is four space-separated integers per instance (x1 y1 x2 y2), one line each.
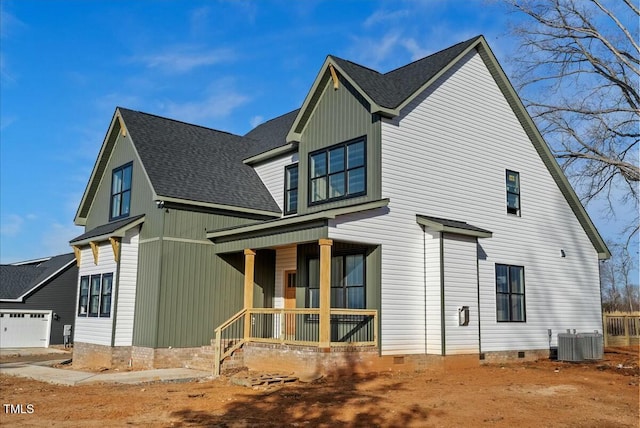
156 196 282 218
243 142 299 165
208 198 389 241
70 215 146 246
416 215 493 239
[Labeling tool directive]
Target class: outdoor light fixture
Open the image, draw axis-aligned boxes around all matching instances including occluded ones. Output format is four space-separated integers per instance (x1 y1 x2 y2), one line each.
155 200 165 209
561 249 566 257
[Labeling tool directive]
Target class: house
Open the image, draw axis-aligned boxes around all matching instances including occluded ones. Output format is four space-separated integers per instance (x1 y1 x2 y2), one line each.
69 35 609 373
1 253 78 348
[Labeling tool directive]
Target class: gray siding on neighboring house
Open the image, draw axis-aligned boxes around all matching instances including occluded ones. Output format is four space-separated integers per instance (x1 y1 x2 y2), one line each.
0 265 78 345
297 74 382 216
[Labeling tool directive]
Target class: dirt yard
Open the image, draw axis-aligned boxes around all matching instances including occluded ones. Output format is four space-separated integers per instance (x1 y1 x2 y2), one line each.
1 347 638 427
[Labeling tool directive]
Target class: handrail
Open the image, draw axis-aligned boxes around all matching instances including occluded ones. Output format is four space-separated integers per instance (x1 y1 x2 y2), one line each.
215 308 247 333
214 308 247 376
214 307 378 376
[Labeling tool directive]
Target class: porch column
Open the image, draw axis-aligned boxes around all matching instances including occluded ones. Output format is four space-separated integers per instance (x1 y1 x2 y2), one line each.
243 249 256 340
318 239 333 349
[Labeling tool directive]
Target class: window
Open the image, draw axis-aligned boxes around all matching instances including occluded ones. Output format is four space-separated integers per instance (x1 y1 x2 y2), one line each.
506 170 520 215
110 162 132 220
284 164 298 215
309 138 366 205
100 274 113 317
307 253 365 309
496 264 526 322
78 273 113 318
78 276 89 315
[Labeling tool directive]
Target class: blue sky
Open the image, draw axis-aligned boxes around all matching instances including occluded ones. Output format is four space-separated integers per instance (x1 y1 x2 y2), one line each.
0 0 634 264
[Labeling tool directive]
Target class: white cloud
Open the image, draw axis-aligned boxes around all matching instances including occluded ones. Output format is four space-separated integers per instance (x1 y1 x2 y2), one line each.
162 90 249 124
133 45 236 74
249 115 264 129
363 9 410 28
41 222 82 256
0 214 24 237
348 31 403 69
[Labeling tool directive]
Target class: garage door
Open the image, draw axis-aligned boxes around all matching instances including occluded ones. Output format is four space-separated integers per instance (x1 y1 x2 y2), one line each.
0 311 51 347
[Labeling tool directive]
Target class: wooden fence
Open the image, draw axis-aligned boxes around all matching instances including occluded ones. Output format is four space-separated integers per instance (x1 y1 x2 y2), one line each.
603 312 640 347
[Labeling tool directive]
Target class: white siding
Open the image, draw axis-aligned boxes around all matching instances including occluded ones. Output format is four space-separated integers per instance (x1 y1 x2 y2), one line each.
329 49 601 355
114 226 140 346
274 245 297 308
443 234 479 355
254 153 299 213
74 241 118 345
425 230 442 354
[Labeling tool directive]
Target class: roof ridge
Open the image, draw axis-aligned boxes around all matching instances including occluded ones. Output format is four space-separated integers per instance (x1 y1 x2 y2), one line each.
383 35 482 76
117 106 244 139
329 55 383 75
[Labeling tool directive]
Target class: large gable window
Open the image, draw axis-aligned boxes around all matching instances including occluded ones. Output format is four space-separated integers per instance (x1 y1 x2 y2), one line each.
284 164 298 215
309 138 366 205
496 264 526 322
110 162 132 220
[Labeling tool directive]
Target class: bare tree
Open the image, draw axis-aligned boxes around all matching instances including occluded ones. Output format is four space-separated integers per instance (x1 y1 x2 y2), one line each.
600 242 639 312
506 0 639 244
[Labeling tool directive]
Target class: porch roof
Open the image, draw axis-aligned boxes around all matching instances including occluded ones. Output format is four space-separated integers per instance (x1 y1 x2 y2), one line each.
416 214 493 238
207 199 389 253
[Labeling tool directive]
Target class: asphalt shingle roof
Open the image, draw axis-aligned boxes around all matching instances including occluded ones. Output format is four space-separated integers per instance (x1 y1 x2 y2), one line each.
0 253 76 300
118 108 282 214
330 36 480 109
244 109 300 158
418 215 492 235
69 214 145 244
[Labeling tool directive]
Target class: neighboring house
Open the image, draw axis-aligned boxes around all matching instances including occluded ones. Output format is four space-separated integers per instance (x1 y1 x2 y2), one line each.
1 253 78 347
70 35 609 373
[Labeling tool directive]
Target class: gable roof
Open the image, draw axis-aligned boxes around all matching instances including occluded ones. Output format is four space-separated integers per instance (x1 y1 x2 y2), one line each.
331 37 480 110
285 34 609 259
0 253 76 301
75 109 282 225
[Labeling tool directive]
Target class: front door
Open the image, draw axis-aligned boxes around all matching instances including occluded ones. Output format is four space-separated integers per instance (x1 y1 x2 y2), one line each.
284 271 296 338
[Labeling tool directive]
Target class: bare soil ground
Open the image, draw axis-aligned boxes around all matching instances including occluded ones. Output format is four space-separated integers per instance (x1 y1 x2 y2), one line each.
1 347 638 427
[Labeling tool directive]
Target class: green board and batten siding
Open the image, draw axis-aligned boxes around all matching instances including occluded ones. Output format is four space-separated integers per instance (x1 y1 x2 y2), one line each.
296 73 382 216
84 133 162 239
133 209 270 348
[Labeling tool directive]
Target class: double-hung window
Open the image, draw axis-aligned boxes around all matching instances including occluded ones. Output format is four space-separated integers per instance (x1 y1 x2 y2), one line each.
284 164 298 215
307 253 365 309
309 138 366 204
110 162 133 220
506 170 520 215
78 273 114 318
495 264 526 322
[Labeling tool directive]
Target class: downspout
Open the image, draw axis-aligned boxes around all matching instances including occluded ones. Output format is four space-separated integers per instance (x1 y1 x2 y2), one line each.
111 239 123 347
422 225 428 354
476 239 481 356
440 232 446 356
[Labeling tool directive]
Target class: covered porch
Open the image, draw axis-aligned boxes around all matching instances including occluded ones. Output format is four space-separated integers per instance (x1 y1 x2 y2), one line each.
207 203 386 375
